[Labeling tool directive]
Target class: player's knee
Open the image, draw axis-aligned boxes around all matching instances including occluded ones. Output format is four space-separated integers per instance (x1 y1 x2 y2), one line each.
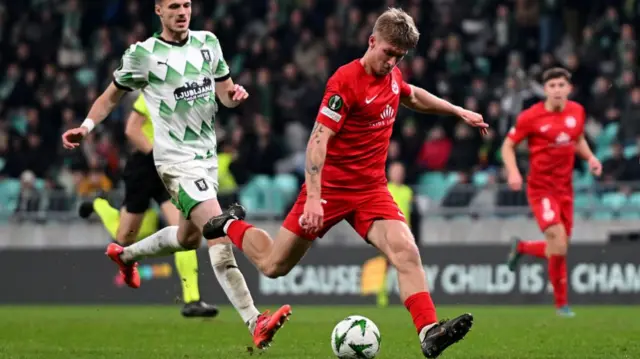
548 240 568 256
178 230 201 250
386 231 421 271
544 225 568 256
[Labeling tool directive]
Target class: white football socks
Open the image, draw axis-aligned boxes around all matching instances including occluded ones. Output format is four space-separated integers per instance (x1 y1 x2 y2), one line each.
418 323 437 342
120 226 185 263
209 243 260 332
223 219 236 234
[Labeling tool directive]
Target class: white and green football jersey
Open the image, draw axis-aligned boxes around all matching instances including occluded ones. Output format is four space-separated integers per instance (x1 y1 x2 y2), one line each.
113 31 229 165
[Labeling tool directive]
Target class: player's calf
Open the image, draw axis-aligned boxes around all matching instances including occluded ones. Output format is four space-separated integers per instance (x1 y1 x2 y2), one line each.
544 224 570 311
115 211 145 246
261 258 295 278
205 204 313 279
368 220 474 356
177 228 202 249
247 227 304 278
369 221 423 299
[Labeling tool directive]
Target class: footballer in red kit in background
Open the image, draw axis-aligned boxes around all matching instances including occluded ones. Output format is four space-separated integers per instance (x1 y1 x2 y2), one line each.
502 67 602 318
203 8 488 358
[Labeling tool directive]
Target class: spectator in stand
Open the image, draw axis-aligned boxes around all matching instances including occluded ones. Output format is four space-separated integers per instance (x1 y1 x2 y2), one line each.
76 158 112 197
15 170 40 213
601 143 628 183
620 87 640 144
478 128 501 169
448 119 480 172
442 171 477 209
0 0 638 219
418 126 451 172
623 137 640 182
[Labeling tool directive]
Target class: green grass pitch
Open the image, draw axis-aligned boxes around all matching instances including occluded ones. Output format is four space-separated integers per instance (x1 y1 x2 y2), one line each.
0 305 638 359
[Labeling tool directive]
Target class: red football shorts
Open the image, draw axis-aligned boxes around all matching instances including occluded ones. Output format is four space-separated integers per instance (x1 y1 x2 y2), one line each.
282 186 406 241
527 191 574 237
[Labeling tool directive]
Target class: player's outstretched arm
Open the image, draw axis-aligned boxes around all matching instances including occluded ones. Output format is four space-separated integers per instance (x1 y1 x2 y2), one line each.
576 135 602 176
214 78 249 108
401 85 488 132
61 83 126 149
64 40 149 150
400 85 461 115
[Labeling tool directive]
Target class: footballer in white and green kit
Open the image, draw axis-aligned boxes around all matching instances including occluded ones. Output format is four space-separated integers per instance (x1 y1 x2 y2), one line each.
61 0 292 350
113 31 227 217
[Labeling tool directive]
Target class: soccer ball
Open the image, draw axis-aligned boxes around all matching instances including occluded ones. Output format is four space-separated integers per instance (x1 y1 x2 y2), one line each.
331 315 381 359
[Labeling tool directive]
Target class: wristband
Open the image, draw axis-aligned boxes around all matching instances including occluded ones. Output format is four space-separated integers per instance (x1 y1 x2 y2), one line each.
81 118 96 133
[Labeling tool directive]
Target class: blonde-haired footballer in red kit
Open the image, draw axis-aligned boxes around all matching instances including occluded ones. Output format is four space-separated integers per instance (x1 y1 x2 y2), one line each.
502 67 602 317
203 8 489 358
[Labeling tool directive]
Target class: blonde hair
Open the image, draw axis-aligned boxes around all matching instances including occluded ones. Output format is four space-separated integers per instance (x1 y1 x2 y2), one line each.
373 8 420 49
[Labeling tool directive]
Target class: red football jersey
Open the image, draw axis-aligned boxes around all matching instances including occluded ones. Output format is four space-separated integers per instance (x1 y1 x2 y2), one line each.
507 101 586 193
314 59 412 191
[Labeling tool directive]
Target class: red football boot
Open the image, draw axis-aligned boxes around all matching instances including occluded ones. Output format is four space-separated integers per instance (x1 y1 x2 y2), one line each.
252 305 292 349
105 243 141 288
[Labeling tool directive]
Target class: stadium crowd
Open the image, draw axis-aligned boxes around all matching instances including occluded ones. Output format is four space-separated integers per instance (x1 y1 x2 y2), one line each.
1 0 639 215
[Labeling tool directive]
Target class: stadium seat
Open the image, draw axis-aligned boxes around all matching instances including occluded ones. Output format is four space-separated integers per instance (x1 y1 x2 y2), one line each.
75 68 97 86
417 172 451 201
595 122 619 149
417 172 443 197
573 171 594 190
446 172 461 185
271 173 299 214
619 208 640 219
472 171 490 187
0 179 21 222
572 169 580 185
447 214 470 221
622 192 640 219
574 193 596 218
34 178 46 191
238 175 273 214
593 192 627 220
624 145 638 159
629 192 640 206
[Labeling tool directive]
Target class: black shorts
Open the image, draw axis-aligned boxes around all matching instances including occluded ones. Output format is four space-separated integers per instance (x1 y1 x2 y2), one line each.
122 151 171 214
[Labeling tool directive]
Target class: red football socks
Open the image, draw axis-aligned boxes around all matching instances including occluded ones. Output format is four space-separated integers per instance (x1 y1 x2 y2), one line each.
404 292 438 333
517 240 546 258
548 255 568 308
226 220 253 251
517 240 568 307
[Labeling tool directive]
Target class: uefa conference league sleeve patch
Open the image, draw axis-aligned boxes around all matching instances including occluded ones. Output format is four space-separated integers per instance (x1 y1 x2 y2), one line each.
328 95 343 111
320 94 344 122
